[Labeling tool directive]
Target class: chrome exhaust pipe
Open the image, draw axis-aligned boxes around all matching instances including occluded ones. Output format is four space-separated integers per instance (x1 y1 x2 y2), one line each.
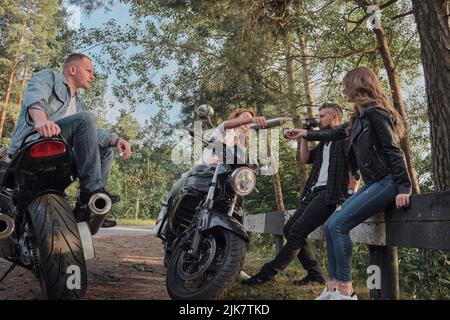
0 213 14 258
87 193 112 235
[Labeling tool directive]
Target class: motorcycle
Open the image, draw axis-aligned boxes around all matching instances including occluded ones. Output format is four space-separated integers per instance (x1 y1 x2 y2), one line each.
155 107 286 299
0 130 111 299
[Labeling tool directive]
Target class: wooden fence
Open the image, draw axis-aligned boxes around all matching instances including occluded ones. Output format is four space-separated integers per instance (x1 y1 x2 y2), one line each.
243 191 450 299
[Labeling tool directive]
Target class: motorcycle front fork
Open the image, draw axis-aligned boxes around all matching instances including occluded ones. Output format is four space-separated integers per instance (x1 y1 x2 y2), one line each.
186 208 210 258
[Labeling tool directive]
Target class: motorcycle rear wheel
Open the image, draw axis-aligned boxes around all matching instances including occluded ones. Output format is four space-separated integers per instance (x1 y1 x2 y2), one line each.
166 228 246 300
27 193 87 300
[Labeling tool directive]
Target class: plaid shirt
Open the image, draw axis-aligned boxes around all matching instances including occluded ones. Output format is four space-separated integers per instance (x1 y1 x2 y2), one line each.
300 139 350 206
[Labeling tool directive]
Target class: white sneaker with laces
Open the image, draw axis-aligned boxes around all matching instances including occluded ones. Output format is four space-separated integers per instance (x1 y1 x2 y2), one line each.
329 291 358 300
315 287 335 300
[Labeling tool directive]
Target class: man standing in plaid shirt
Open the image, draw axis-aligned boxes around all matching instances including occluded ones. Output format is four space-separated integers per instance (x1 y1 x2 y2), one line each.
242 103 359 286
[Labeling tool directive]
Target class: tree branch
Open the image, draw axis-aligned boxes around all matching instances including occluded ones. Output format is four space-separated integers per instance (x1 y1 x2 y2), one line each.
391 10 413 20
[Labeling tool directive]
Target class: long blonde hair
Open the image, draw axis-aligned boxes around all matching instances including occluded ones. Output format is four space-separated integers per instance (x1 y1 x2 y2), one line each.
343 67 405 138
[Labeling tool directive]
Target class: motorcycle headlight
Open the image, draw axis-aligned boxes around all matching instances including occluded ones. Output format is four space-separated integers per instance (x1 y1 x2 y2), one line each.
230 167 256 196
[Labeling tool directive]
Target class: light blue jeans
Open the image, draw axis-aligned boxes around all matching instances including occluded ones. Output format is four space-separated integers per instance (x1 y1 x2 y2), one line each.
324 175 397 282
56 112 113 194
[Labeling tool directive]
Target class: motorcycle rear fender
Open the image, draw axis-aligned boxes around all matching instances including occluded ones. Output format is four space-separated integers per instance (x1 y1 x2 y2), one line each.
204 211 249 242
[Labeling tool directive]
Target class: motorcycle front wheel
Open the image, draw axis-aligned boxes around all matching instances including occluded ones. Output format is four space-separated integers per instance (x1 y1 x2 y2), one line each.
166 228 246 300
27 193 87 300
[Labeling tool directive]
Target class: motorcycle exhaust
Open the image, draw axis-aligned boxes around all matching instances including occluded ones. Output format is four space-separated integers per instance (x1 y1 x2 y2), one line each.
0 213 14 258
87 193 112 236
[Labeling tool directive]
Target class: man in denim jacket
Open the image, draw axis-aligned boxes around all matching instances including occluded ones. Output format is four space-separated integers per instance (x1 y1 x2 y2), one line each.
8 53 131 226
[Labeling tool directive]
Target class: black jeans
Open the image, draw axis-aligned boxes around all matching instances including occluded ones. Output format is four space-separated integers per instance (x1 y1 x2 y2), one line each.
260 187 336 279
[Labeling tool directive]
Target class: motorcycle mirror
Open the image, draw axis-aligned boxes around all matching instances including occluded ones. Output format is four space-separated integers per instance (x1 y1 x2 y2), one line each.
197 105 216 128
197 104 214 120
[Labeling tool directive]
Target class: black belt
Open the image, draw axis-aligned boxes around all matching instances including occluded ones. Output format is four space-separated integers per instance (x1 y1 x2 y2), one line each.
311 185 327 192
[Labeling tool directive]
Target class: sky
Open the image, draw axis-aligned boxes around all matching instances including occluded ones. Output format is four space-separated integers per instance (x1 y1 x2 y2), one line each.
66 2 181 125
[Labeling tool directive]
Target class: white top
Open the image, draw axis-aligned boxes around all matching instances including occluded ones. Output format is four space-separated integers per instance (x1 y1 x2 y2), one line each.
197 123 247 165
197 123 227 165
313 142 332 188
62 95 77 118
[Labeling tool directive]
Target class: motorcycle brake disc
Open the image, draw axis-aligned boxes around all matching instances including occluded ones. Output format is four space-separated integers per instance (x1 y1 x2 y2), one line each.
177 235 217 281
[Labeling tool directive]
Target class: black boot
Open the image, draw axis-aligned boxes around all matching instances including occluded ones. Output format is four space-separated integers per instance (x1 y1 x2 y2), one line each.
101 218 117 228
75 188 119 227
292 274 325 286
74 198 90 222
101 189 121 204
80 187 120 204
241 269 275 286
242 245 299 287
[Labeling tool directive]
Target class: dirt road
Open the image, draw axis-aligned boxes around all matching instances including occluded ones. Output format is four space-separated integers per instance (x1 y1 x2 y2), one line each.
0 226 170 300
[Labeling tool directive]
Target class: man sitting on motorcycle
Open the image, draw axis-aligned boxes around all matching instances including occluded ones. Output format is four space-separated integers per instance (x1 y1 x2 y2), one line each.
7 53 132 227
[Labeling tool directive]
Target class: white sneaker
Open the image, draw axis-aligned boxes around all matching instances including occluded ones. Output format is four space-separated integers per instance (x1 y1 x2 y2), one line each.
239 270 251 280
315 287 335 300
329 291 358 300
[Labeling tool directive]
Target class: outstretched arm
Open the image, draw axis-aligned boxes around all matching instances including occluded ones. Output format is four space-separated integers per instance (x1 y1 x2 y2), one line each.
285 124 349 141
223 116 267 130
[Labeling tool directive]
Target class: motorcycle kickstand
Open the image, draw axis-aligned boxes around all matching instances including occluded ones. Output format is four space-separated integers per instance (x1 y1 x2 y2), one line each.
0 262 16 284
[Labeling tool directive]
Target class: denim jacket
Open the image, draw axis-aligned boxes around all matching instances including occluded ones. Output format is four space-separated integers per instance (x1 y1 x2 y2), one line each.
8 69 117 155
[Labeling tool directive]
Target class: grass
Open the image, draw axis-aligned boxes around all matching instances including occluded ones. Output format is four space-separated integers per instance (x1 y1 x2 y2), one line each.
228 244 370 300
116 218 155 226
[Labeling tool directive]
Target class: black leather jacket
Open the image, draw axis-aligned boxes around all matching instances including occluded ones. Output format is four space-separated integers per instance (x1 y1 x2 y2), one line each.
306 104 412 194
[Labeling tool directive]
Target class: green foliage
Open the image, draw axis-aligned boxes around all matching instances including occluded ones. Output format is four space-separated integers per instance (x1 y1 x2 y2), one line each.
398 248 450 299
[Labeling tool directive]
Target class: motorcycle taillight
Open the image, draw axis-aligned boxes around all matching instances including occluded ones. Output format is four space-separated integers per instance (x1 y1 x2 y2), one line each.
29 141 66 158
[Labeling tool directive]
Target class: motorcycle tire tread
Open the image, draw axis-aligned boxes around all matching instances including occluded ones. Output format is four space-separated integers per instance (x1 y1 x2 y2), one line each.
27 193 87 300
166 229 246 300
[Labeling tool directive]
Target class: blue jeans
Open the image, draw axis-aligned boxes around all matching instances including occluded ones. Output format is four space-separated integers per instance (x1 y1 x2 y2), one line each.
324 175 396 282
56 112 113 194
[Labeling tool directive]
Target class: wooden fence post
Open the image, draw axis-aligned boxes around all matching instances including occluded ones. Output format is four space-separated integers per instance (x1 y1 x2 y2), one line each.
384 246 400 300
368 245 382 300
369 245 400 300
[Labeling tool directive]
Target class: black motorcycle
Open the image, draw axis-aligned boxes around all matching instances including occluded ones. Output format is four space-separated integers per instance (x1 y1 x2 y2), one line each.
0 130 111 299
155 108 286 299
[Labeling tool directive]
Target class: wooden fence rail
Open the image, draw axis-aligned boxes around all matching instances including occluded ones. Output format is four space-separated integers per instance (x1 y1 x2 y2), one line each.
243 191 450 299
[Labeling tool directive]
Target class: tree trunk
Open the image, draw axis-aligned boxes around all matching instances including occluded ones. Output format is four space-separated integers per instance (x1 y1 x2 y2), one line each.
135 188 141 220
371 23 421 194
0 68 17 139
13 60 29 130
285 38 308 188
267 130 286 253
298 35 318 152
298 35 316 118
0 23 27 139
412 0 450 192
